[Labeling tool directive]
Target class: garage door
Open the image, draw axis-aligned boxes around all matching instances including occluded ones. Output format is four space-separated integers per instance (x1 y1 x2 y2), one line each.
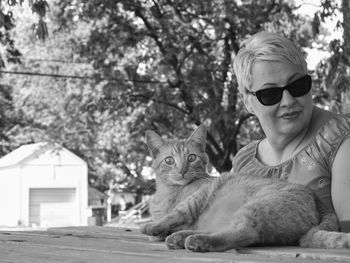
29 188 77 227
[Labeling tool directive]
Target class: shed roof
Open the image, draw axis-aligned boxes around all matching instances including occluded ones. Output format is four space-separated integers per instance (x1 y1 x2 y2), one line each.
0 142 85 167
89 187 109 200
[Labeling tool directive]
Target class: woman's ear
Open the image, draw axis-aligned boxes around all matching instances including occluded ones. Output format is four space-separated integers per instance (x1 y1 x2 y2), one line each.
241 93 255 114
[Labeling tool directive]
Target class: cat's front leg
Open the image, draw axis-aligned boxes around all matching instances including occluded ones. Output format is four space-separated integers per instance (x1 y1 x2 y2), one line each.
140 212 186 237
140 221 168 236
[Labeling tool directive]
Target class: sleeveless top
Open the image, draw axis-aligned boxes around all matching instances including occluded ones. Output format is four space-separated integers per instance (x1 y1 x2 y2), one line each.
232 113 350 211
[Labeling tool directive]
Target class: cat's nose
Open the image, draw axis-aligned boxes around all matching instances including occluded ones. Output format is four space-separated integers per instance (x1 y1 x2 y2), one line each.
174 156 188 175
177 163 188 175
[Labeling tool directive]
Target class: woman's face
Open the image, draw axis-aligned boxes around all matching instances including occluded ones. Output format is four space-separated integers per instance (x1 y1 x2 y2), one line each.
245 61 313 139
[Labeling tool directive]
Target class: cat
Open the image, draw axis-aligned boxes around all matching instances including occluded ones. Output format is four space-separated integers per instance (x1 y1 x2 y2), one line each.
145 125 213 241
141 125 350 252
146 126 213 222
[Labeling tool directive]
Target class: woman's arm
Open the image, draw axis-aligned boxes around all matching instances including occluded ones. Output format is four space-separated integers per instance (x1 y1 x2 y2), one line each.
331 137 350 232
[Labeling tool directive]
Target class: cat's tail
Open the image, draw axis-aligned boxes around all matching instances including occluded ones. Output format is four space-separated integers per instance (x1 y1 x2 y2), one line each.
299 197 350 249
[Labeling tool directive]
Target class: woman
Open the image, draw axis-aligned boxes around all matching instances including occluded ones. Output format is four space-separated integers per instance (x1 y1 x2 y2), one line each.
232 31 350 232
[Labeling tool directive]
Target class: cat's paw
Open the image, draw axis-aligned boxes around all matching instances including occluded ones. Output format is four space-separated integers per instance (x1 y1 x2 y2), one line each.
165 232 186 249
184 234 212 252
140 223 168 236
139 223 157 235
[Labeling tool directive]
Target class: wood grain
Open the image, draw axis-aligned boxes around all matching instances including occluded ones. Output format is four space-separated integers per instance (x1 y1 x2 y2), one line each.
0 227 349 263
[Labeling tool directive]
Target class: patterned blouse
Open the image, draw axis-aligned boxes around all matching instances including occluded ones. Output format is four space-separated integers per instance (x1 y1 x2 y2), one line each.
232 113 350 210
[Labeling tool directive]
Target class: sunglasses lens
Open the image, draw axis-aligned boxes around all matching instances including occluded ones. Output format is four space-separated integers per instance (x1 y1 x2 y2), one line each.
256 89 282 106
288 75 312 97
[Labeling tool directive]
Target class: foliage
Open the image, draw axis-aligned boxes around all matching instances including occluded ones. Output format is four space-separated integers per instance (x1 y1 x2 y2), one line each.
0 0 49 67
310 0 350 113
53 0 310 173
1 1 155 193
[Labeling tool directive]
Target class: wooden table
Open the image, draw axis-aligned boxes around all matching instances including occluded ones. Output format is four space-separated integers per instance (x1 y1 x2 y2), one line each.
1 226 350 263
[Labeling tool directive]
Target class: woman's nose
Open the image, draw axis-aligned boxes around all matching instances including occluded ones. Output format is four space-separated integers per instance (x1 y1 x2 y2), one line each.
280 89 296 107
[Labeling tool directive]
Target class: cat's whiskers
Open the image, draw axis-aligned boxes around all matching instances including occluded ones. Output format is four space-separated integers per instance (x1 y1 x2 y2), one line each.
169 173 191 186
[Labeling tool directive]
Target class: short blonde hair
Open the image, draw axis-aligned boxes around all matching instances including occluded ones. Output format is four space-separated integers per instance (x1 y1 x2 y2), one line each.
233 31 308 95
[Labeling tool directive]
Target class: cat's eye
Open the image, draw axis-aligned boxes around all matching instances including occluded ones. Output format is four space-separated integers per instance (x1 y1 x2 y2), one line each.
188 154 197 162
164 156 175 165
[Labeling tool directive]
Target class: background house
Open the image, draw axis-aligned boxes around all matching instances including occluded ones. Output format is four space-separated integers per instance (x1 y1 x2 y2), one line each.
0 143 88 228
88 187 108 226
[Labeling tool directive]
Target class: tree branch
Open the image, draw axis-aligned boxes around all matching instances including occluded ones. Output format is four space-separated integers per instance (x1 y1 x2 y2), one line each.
134 8 166 55
130 93 190 114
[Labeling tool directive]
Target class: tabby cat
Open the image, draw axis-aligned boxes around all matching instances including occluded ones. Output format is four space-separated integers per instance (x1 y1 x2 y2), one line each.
141 125 350 252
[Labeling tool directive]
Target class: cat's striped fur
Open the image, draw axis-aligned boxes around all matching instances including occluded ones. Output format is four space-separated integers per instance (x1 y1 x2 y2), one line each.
141 125 350 252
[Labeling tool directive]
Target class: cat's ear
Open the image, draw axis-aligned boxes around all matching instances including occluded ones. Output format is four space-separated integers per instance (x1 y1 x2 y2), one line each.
145 130 165 158
188 125 207 151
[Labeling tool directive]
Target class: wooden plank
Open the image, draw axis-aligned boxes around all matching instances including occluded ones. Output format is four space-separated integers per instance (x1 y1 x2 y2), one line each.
0 242 218 263
0 240 331 263
0 230 236 263
238 247 350 262
0 227 349 263
48 227 350 262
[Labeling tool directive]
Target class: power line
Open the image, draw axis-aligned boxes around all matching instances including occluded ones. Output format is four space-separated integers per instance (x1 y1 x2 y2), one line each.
0 70 168 84
25 58 88 64
7 55 88 64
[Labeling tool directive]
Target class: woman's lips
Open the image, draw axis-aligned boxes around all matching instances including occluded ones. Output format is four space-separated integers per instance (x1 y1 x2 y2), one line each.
280 111 301 119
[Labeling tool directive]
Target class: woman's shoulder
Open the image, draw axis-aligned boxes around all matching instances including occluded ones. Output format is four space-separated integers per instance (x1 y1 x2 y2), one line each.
314 107 350 141
232 141 259 172
309 107 350 166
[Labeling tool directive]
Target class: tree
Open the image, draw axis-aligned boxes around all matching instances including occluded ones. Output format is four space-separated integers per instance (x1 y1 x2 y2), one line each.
311 0 350 113
0 0 49 67
1 0 348 194
0 1 50 157
53 0 313 173
2 1 154 193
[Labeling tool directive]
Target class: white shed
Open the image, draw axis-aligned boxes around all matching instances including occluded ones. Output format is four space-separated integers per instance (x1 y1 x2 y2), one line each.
0 143 88 228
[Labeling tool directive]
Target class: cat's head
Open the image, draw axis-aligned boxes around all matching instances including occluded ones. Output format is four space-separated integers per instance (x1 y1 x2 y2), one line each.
146 125 209 186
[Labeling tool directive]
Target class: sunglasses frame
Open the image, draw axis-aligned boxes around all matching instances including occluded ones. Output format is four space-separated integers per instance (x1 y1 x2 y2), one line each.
246 75 312 106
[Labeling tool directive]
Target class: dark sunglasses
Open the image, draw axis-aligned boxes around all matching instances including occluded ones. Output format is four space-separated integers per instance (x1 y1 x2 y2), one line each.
246 75 312 106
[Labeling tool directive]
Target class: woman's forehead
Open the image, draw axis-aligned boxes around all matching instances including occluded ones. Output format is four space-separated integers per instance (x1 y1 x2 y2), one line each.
251 61 304 88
